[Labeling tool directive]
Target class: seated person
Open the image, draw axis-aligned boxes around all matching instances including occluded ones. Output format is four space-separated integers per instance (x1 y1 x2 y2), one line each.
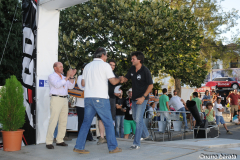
205 102 215 125
148 102 160 121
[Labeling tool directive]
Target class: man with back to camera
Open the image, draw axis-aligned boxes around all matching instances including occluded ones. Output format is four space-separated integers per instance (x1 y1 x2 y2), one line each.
74 47 122 154
120 51 153 150
96 59 119 144
46 62 76 149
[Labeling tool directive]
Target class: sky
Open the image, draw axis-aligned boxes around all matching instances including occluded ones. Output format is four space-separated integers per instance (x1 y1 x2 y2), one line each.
218 0 240 44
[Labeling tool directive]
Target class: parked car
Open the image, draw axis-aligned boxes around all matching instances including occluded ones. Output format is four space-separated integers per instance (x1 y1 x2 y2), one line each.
206 77 239 89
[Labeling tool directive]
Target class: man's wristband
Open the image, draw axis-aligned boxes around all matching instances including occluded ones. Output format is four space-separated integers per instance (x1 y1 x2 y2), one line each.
143 95 146 98
70 77 74 79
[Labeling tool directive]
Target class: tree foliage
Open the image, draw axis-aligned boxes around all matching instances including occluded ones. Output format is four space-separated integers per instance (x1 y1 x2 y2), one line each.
0 75 25 131
0 0 22 86
167 0 240 69
59 0 208 89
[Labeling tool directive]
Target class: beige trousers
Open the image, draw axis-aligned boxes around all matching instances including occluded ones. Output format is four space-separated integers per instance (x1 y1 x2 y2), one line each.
46 96 68 144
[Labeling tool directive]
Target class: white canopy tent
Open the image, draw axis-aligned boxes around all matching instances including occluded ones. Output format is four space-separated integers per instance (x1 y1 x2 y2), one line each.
36 0 88 144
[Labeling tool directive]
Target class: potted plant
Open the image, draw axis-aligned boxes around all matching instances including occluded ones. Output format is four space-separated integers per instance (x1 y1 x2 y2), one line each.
0 75 25 151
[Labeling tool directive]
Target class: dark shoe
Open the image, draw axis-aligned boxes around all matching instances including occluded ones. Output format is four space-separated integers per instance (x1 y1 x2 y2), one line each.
87 139 96 141
97 137 107 145
109 147 122 154
130 145 140 150
73 148 90 154
46 144 54 149
53 138 56 143
230 120 232 122
56 142 68 146
64 137 72 141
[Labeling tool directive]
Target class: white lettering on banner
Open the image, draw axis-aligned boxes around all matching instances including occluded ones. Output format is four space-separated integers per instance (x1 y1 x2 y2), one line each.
23 27 34 55
22 57 34 86
218 82 230 86
196 87 210 92
31 0 37 9
22 26 35 128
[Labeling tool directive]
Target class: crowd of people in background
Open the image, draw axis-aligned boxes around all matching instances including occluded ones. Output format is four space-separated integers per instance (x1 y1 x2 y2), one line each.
145 88 238 135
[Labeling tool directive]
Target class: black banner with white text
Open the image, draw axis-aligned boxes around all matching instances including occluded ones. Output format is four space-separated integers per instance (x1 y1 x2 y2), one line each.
21 0 37 145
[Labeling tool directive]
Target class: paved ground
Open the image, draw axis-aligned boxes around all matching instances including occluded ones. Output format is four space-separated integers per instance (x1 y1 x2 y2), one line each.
1 112 240 159
1 137 240 160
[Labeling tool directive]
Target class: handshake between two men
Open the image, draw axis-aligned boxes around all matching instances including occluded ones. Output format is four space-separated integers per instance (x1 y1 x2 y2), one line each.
109 76 145 105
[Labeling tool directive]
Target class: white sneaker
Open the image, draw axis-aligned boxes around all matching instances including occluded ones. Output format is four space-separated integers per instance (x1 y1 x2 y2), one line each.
140 136 149 141
130 145 140 150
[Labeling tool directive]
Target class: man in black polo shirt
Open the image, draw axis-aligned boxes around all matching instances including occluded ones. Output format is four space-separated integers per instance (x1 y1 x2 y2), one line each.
120 51 153 150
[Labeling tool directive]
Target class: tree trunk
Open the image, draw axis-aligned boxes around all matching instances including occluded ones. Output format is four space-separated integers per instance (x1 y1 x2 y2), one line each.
174 78 181 97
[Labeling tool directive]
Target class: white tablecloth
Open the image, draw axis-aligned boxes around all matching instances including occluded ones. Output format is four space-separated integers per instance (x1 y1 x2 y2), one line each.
66 116 96 131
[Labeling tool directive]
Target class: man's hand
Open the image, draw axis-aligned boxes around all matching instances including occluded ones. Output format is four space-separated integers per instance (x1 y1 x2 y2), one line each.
71 69 77 77
122 109 126 112
116 104 122 109
136 96 145 105
119 76 128 83
66 69 72 78
119 76 124 83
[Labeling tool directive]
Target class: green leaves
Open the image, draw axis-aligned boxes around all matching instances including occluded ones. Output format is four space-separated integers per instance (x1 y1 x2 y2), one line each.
59 0 208 87
0 75 25 131
0 0 22 86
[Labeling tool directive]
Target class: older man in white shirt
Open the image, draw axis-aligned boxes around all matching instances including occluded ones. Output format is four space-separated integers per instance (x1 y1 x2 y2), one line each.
74 47 122 154
46 62 76 149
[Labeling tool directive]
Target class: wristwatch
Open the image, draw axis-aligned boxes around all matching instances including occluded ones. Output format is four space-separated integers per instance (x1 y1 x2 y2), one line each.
70 77 74 79
143 95 146 98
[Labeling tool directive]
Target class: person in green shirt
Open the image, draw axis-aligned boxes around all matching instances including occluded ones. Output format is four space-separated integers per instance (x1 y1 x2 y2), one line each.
205 102 215 125
159 88 171 129
191 92 202 127
192 92 202 112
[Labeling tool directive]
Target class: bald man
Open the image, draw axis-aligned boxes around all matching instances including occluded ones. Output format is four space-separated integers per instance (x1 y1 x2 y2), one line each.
46 62 76 149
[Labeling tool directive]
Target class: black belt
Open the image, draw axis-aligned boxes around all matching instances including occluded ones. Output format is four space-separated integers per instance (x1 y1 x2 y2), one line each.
52 94 68 98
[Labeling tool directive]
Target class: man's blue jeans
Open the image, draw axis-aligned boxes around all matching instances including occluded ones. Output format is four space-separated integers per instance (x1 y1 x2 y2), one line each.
115 115 125 138
132 100 149 146
177 107 188 128
74 98 118 151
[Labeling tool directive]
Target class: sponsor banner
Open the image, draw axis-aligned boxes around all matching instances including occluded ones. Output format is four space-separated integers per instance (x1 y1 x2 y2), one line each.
21 0 37 145
196 87 211 93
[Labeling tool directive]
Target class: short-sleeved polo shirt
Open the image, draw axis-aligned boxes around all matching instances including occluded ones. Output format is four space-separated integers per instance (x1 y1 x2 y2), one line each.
82 58 115 99
125 65 153 101
192 97 202 112
159 94 169 111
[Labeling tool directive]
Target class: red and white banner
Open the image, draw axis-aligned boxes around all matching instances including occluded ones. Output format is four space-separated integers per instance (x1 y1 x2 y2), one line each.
196 86 211 93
